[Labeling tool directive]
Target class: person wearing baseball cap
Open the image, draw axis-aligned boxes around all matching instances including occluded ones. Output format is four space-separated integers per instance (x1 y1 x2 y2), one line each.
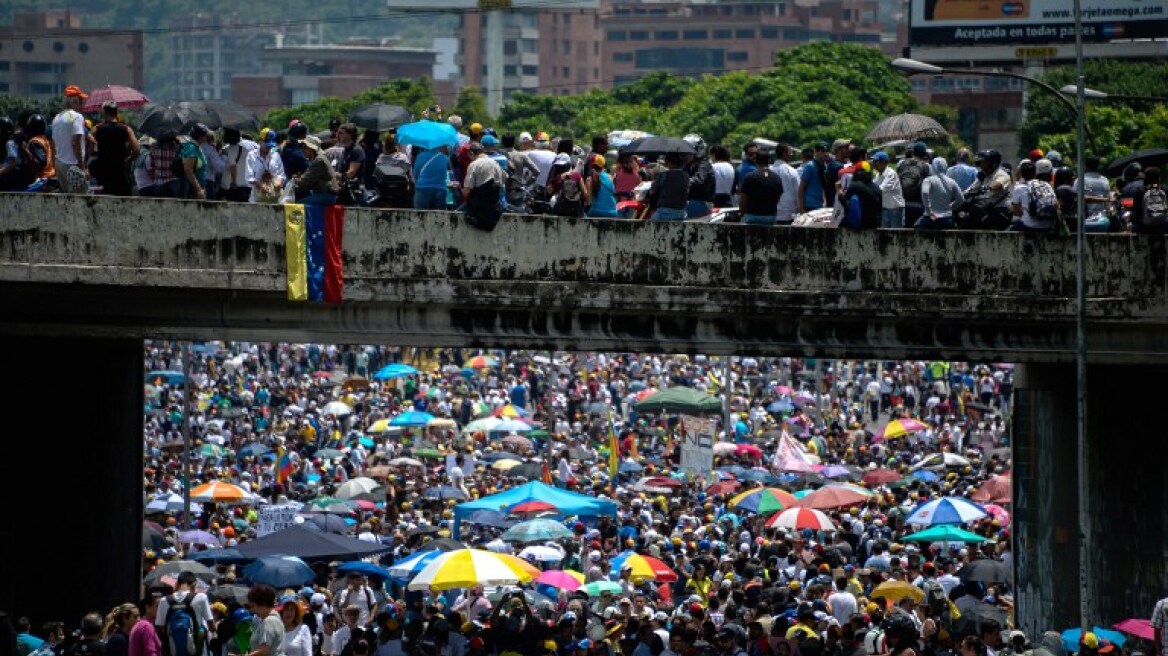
293 134 339 204
52 85 92 194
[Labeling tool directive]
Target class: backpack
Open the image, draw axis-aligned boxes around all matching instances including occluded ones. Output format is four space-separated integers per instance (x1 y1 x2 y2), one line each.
556 175 584 217
843 192 863 229
899 160 926 203
1027 180 1059 222
1143 184 1168 226
164 594 206 656
466 179 502 231
923 579 948 616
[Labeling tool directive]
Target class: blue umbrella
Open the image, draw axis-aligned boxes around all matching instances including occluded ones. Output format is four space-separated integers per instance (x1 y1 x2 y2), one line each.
905 497 988 526
372 363 419 380
423 485 468 500
237 443 270 458
387 549 444 580
502 519 575 543
242 554 315 587
1061 628 1127 651
767 400 795 414
336 560 392 579
468 510 515 529
618 461 643 474
396 120 459 150
188 548 250 565
390 410 435 427
480 451 523 462
908 470 939 482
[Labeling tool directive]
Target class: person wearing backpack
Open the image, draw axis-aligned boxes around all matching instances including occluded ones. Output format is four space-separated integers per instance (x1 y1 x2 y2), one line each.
334 574 380 628
839 163 881 230
917 163 964 231
156 571 212 656
1135 167 1168 235
919 563 950 627
898 142 932 227
1008 160 1056 233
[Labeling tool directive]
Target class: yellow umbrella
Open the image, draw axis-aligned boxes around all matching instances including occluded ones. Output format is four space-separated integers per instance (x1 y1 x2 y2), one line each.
870 580 925 603
368 419 393 433
491 459 522 470
407 548 539 591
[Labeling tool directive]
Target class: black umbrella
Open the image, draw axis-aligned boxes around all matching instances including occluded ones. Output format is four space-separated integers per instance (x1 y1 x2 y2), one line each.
301 513 350 535
143 560 216 587
956 559 1011 584
209 584 251 605
143 523 169 551
407 525 441 537
951 602 1007 637
467 510 515 529
624 136 696 158
508 462 544 480
137 101 260 138
423 485 469 500
866 113 948 143
188 547 250 565
201 100 261 133
235 525 391 560
1105 148 1168 178
348 104 412 131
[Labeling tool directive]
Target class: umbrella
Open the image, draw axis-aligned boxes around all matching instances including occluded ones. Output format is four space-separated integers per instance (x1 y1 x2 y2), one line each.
633 476 682 494
1113 619 1154 641
406 549 540 591
342 376 371 390
536 569 584 591
200 100 261 132
729 488 798 514
956 559 1011 584
83 84 150 113
634 386 722 414
862 468 903 485
388 457 424 468
865 113 948 143
971 474 1012 504
618 461 644 474
463 354 500 369
468 510 515 528
500 435 534 451
137 101 260 138
143 560 216 587
391 410 436 427
366 419 400 434
767 399 795 414
492 404 531 419
145 493 204 514
396 120 460 150
190 481 252 504
952 603 1008 637
509 501 558 514
208 584 251 605
873 418 929 442
902 525 993 544
388 550 445 580
1061 628 1127 651
236 443 270 458
608 552 678 582
1105 148 1168 178
200 444 224 458
491 458 522 471
503 519 574 542
983 504 1011 525
423 538 468 552
301 513 350 534
179 529 221 547
582 580 623 596
414 448 444 459
818 464 855 479
348 104 411 131
794 486 869 510
242 555 315 587
236 525 390 560
623 136 696 157
707 480 741 495
491 419 533 435
764 507 838 532
423 486 469 500
870 580 925 603
322 401 352 417
607 129 654 148
188 548 250 565
315 448 347 460
905 497 988 526
480 450 522 463
301 496 356 514
912 452 971 470
908 470 940 483
463 417 503 434
335 477 381 500
372 363 419 380
518 545 565 562
407 525 442 537
336 560 392 579
143 523 169 551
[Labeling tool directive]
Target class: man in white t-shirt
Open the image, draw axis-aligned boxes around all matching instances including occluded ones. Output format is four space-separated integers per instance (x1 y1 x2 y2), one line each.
155 571 213 656
52 85 90 194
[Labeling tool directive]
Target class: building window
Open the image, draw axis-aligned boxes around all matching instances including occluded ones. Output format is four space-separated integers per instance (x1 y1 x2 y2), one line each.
504 65 516 75
635 47 724 70
614 52 633 62
522 40 537 53
713 29 732 39
779 2 787 14
735 29 755 38
630 30 649 41
504 41 517 55
78 42 89 53
0 61 9 71
31 83 56 94
608 30 627 41
761 27 778 38
0 83 8 92
727 51 748 62
683 30 707 40
53 41 65 53
843 9 852 20
522 65 537 75
562 66 569 78
22 41 34 52
561 40 570 54
784 28 806 40
656 30 678 40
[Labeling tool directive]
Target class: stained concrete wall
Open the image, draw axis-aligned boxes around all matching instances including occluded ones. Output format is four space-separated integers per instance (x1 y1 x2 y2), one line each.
2 194 1168 360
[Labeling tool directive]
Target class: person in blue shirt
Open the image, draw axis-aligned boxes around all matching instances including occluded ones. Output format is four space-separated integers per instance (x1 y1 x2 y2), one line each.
510 381 527 408
737 142 759 188
412 145 450 210
798 142 828 214
587 155 618 218
947 148 979 192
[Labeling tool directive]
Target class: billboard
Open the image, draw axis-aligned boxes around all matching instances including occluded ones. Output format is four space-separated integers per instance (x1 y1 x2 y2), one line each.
910 0 1168 46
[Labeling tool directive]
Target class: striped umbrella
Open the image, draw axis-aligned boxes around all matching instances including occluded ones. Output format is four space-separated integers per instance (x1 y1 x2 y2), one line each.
765 507 838 531
190 481 251 503
905 497 988 526
608 552 678 582
407 549 539 591
873 418 929 442
388 550 445 580
729 487 798 514
463 355 500 369
865 113 949 143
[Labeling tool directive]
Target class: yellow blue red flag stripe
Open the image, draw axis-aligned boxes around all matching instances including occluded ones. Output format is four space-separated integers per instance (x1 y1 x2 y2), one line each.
285 203 344 303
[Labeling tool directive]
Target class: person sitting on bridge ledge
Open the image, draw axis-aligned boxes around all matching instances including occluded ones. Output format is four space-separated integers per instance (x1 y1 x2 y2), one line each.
293 135 338 205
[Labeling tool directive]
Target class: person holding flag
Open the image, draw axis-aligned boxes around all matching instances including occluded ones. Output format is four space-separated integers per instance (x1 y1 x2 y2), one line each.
275 445 295 487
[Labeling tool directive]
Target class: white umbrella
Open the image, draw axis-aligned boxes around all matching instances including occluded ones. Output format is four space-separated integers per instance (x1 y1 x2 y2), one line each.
389 457 424 468
518 545 565 562
322 401 352 417
492 419 533 434
145 492 203 514
911 452 971 470
335 477 381 499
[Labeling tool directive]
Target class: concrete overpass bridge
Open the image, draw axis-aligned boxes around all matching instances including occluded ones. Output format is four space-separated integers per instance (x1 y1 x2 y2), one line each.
2 194 1166 635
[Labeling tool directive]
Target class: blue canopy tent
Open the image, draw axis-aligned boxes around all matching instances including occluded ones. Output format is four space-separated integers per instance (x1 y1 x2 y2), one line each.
452 481 616 539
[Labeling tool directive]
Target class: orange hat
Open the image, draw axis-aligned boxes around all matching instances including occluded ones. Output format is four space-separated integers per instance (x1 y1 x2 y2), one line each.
64 85 88 99
223 526 236 537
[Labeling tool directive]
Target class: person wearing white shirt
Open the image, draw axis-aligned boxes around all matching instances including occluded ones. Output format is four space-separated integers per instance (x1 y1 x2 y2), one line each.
247 136 286 203
771 143 802 224
219 129 258 201
871 151 905 228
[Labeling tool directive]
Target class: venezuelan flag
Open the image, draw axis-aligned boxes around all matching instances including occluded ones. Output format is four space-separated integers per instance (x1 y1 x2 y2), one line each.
608 410 619 491
285 203 345 303
276 446 294 485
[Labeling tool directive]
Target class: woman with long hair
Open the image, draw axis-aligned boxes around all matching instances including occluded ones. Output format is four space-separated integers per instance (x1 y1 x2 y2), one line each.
280 598 312 656
104 603 140 656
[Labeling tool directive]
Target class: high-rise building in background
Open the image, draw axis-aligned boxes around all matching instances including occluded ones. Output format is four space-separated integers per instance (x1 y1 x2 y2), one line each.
0 11 143 102
169 15 275 101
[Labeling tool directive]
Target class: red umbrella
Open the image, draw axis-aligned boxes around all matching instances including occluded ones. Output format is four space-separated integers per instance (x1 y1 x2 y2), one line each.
971 474 1011 504
862 468 903 485
794 486 869 510
510 501 557 514
82 84 151 113
736 443 762 458
1113 619 1154 641
706 480 741 496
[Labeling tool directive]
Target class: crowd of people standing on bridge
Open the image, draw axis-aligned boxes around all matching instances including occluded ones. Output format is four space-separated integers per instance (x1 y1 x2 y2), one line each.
2 85 1164 235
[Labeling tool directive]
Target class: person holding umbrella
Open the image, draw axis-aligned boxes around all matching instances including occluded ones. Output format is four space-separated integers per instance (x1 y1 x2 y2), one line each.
92 101 140 197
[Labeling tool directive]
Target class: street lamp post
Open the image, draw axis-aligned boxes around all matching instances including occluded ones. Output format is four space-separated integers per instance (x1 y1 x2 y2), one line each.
891 57 1097 153
1058 84 1168 104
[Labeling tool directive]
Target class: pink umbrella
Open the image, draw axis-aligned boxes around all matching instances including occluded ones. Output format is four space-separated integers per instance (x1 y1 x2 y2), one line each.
82 84 150 113
983 504 1010 525
792 391 816 408
353 499 379 511
774 385 794 395
736 443 762 458
537 569 583 591
1113 619 1153 641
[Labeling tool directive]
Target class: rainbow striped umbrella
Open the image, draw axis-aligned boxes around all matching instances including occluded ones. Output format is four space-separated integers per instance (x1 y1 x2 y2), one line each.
728 487 798 514
190 481 251 503
608 552 678 582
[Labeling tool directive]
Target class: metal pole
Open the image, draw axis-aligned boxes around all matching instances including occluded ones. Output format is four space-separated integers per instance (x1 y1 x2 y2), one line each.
182 342 193 533
1073 0 1091 631
723 355 733 443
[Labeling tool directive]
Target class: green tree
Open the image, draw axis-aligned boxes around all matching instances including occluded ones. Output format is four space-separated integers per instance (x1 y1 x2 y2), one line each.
609 72 695 108
449 86 492 128
0 94 59 122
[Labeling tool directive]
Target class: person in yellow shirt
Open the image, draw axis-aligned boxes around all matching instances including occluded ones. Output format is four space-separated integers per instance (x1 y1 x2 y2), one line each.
785 606 819 640
685 564 713 607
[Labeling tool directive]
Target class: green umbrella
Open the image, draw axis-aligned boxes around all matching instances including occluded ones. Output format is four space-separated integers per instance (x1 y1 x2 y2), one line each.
902 525 993 544
633 386 722 414
302 496 356 514
527 429 550 439
415 448 444 459
582 580 623 596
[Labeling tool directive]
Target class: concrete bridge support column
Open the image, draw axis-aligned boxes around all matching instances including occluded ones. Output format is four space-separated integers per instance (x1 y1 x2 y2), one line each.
0 338 144 627
1014 364 1168 635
